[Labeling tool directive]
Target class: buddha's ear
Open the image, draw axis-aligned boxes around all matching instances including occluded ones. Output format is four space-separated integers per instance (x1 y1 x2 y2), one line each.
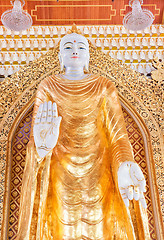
84 58 89 72
58 52 64 71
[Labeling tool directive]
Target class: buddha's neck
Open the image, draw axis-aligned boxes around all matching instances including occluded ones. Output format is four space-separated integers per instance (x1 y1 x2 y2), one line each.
64 67 86 80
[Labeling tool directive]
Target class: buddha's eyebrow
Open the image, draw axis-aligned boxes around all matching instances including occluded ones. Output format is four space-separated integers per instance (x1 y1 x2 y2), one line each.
78 42 86 46
64 42 73 46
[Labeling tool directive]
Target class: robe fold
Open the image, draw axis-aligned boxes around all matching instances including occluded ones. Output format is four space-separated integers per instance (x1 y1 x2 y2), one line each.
17 74 150 240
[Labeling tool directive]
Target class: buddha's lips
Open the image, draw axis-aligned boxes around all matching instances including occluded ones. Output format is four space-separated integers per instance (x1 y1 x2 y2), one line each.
71 56 79 58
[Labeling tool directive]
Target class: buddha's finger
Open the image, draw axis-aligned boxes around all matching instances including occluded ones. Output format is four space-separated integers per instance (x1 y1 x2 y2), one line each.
120 189 129 207
47 101 52 123
127 186 133 200
123 198 129 207
139 179 146 193
53 116 62 134
52 102 58 118
130 163 143 186
139 192 147 209
120 188 127 199
122 197 129 208
41 102 47 123
35 103 43 124
133 186 140 201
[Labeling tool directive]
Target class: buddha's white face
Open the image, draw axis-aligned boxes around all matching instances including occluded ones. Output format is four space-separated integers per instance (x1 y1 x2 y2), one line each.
59 33 90 70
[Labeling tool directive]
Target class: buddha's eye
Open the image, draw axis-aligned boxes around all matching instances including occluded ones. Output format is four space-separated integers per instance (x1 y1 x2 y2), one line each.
64 46 72 49
79 47 86 50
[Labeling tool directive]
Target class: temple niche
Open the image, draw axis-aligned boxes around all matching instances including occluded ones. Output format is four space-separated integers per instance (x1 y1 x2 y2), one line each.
0 1 164 240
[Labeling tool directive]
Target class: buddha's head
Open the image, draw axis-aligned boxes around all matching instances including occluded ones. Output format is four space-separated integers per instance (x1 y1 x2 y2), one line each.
59 33 90 71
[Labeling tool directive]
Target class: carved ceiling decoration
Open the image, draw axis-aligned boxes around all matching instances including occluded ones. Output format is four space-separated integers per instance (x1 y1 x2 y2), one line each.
0 0 163 25
1 0 33 31
123 0 154 31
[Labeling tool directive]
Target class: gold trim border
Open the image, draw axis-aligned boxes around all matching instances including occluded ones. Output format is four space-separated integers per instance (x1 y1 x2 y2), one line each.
31 5 116 22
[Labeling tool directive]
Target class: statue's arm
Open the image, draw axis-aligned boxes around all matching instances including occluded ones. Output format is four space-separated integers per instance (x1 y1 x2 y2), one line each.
32 79 62 159
104 82 134 170
17 79 60 239
105 81 146 208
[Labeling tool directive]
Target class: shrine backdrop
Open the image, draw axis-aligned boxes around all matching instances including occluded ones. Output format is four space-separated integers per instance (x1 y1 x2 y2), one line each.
0 38 163 239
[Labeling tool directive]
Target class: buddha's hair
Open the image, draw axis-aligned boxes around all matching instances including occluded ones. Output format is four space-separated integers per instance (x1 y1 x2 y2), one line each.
60 33 89 50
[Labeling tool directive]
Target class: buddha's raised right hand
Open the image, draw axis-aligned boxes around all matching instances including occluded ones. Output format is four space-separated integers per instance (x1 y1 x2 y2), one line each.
34 101 62 158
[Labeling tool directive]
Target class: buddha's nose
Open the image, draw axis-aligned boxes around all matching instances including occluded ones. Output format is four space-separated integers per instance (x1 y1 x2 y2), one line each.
72 44 78 55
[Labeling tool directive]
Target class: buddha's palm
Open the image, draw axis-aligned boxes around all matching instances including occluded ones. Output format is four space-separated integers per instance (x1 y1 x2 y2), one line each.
34 101 62 159
118 161 147 209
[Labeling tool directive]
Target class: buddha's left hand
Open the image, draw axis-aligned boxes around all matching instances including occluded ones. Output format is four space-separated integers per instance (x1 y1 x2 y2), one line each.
118 161 147 208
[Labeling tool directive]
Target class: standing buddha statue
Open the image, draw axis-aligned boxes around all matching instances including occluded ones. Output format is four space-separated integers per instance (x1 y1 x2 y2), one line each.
17 26 150 240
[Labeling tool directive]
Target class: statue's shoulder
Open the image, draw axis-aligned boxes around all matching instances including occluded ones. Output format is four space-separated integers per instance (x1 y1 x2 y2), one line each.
38 74 58 90
96 74 116 90
96 75 120 101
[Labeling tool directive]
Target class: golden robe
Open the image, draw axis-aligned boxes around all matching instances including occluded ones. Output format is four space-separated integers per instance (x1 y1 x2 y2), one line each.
17 74 150 240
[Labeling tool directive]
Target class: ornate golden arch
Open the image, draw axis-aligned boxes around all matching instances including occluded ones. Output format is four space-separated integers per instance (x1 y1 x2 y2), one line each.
0 41 163 239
